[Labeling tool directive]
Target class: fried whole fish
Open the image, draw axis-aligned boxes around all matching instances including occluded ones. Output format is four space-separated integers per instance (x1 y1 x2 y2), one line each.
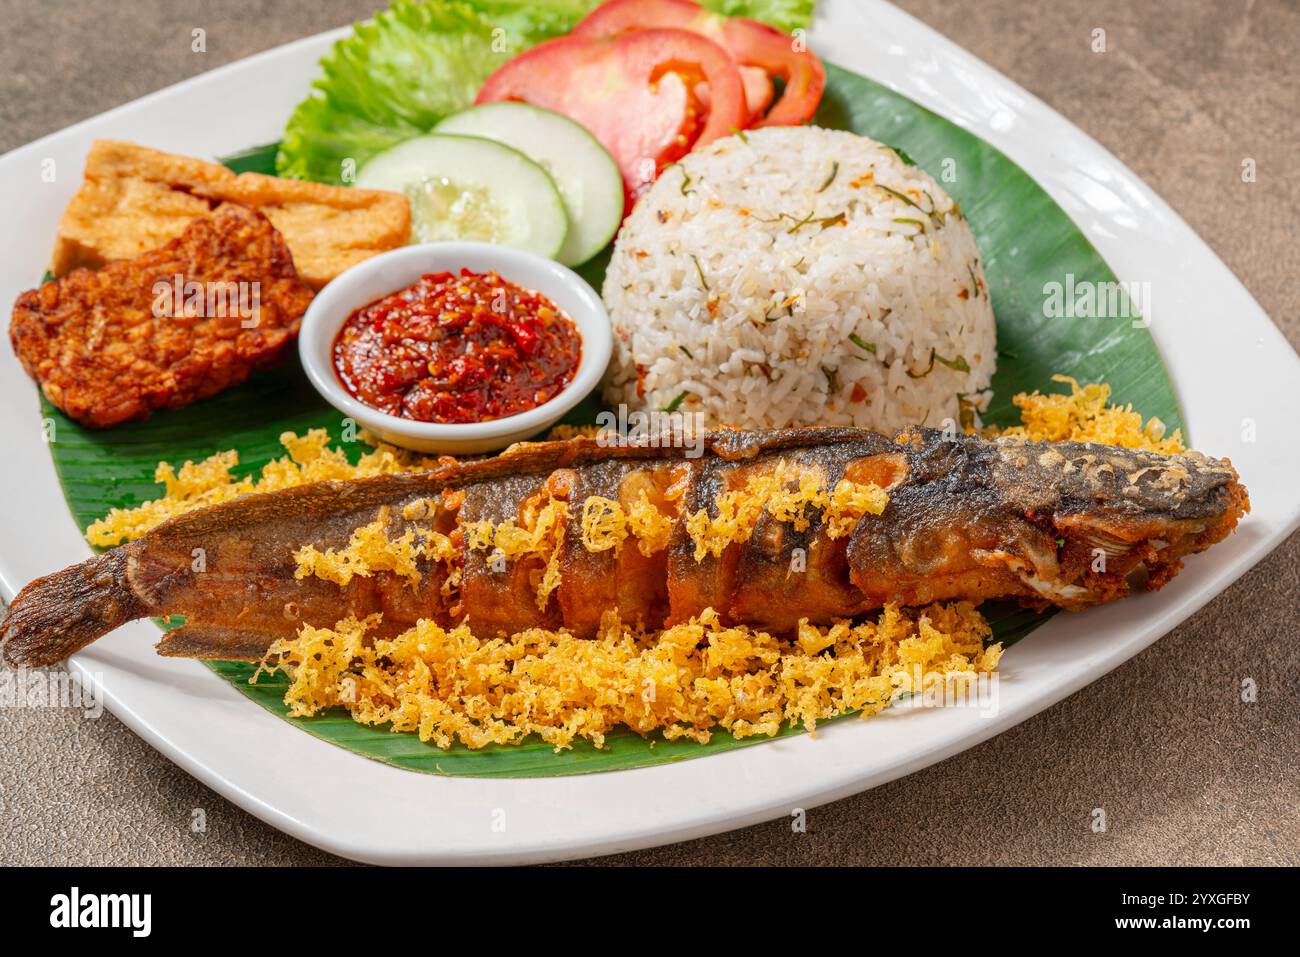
0 428 1247 668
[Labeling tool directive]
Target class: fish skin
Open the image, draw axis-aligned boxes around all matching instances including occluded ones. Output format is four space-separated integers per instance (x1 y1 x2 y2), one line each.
459 470 563 635
669 437 896 629
0 428 1247 668
557 459 669 636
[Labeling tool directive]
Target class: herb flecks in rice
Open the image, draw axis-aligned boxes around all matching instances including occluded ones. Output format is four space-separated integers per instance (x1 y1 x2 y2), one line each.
603 126 997 432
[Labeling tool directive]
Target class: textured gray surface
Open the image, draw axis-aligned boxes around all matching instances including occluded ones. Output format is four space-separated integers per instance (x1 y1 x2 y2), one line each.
1 0 1296 866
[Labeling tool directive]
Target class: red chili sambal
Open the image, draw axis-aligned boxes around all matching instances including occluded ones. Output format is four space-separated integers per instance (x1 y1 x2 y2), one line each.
333 269 582 423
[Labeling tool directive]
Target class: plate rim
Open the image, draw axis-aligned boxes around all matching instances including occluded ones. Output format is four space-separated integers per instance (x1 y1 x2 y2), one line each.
1 0 1297 865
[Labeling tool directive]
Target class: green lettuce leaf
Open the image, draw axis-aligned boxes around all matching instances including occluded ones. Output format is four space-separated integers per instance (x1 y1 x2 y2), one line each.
277 0 818 184
278 98 420 183
702 0 815 33
453 0 602 39
467 0 816 34
277 0 554 183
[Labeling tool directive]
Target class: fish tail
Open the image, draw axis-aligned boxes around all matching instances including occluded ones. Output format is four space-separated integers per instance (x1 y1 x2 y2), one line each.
1 549 144 668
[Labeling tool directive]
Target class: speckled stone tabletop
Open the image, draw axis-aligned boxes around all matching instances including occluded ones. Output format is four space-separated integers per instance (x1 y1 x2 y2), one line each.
1 0 1296 866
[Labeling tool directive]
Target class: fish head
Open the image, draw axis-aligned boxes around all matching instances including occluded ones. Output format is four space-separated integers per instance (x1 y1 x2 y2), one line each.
984 437 1247 602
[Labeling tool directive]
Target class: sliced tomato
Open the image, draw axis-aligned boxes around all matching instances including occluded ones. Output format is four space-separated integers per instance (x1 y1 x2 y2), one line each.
476 28 745 209
573 0 825 126
696 64 771 126
740 65 775 124
575 0 725 44
721 15 825 127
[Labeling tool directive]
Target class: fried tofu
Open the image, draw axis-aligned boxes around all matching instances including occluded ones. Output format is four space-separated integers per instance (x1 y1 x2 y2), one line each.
12 204 315 428
51 140 410 289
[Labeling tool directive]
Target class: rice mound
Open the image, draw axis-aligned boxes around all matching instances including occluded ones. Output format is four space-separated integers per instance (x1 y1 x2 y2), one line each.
603 126 997 431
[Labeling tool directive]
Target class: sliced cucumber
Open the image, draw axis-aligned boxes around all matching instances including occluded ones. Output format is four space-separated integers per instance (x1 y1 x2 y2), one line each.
356 133 568 259
436 103 624 267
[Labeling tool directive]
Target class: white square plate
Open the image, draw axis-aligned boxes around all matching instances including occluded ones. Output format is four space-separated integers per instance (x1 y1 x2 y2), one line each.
1 0 1296 864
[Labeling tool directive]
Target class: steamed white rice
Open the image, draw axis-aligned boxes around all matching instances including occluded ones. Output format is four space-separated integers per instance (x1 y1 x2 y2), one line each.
602 125 996 432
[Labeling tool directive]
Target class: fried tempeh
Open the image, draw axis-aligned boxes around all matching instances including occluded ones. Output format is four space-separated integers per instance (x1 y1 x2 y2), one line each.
0 428 1248 668
11 204 314 428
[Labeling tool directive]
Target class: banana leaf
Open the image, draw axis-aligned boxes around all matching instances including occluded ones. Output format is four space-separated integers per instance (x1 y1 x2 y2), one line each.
37 62 1180 777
